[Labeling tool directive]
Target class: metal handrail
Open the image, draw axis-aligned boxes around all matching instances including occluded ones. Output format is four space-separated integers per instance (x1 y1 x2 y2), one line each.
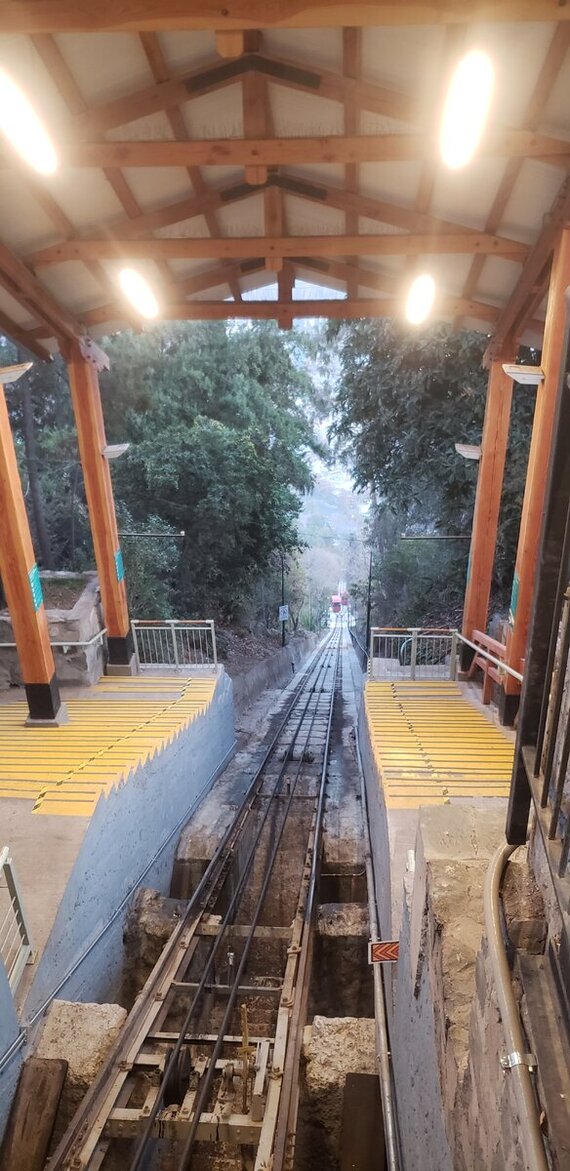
456 632 523 683
0 628 107 650
0 847 34 993
131 619 217 670
368 626 457 681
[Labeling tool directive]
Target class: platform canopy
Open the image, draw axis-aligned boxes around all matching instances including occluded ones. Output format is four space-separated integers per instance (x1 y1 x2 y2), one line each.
0 3 568 357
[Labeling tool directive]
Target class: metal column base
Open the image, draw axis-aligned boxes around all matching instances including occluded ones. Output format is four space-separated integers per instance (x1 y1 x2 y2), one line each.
24 677 67 725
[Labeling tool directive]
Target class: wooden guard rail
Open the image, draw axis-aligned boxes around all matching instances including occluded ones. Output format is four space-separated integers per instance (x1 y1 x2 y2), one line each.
467 629 507 704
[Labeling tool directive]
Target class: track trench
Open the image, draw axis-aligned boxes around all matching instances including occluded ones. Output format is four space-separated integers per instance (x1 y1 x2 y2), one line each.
45 631 343 1171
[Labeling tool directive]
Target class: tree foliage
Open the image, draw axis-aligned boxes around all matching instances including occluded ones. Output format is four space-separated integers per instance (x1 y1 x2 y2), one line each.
328 320 536 626
1 323 322 620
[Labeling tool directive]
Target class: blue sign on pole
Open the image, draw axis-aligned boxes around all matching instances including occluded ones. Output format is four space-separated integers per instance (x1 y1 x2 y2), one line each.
115 549 125 583
29 564 44 612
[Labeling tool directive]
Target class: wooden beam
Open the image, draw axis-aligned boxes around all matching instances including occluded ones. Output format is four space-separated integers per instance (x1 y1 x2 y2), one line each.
0 1058 68 1171
25 261 267 338
27 233 529 266
139 32 242 302
243 71 269 185
66 345 132 662
71 51 417 139
456 24 570 329
1 2 566 34
49 297 501 324
216 29 261 56
501 227 570 723
32 33 162 317
461 355 515 654
0 374 62 718
0 240 81 343
343 28 361 298
44 131 570 171
295 255 501 324
485 177 570 360
0 307 52 360
49 171 518 250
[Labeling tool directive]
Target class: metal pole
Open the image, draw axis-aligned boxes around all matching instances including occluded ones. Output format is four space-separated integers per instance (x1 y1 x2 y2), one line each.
281 553 286 648
365 549 373 667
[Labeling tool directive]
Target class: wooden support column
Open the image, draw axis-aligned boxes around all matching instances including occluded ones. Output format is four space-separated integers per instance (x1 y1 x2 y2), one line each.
501 226 570 725
0 366 64 722
66 342 133 671
460 355 515 669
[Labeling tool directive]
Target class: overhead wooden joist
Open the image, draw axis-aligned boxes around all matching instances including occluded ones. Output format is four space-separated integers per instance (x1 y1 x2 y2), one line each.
484 177 570 360
0 0 567 34
0 240 82 347
27 233 529 266
13 130 568 171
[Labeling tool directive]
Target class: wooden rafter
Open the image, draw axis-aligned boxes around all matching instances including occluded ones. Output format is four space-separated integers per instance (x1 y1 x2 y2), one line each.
1 1 566 34
342 28 361 299
294 255 501 324
30 34 158 320
36 171 523 250
484 177 570 360
26 233 529 266
455 24 570 329
138 33 243 303
19 131 567 170
0 240 81 344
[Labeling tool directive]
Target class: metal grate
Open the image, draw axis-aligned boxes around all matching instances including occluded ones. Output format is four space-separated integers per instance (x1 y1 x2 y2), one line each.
131 620 218 671
368 627 457 681
0 847 34 993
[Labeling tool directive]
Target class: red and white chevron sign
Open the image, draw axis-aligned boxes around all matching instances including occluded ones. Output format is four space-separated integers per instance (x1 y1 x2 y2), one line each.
368 940 399 963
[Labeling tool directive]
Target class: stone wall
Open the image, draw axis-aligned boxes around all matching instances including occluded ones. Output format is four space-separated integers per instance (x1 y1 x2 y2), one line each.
0 573 104 689
391 806 548 1171
23 668 235 1020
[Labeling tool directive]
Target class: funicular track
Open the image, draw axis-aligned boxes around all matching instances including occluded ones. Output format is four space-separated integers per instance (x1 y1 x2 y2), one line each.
45 631 341 1171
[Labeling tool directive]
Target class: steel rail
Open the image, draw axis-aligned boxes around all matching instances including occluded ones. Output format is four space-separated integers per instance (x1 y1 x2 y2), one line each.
129 635 339 1169
174 635 341 1169
46 632 336 1170
271 632 341 1171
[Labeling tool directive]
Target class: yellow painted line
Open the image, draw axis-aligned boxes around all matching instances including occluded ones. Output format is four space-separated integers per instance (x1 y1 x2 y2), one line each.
0 674 217 816
365 680 513 809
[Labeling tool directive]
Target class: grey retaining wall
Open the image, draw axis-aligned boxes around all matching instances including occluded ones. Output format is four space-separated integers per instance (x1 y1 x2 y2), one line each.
230 633 318 714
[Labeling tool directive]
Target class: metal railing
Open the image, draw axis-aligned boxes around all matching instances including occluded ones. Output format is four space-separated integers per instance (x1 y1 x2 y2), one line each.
0 847 34 993
131 620 218 672
368 627 457 681
531 586 570 878
349 626 368 671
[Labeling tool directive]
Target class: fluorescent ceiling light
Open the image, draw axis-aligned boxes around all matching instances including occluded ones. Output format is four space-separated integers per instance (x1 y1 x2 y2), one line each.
103 443 130 460
118 268 159 319
440 50 494 169
0 362 33 385
0 70 58 175
502 363 544 385
405 274 436 326
455 443 481 461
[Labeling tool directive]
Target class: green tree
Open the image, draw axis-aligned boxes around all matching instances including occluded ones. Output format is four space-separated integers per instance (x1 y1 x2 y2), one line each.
328 320 536 624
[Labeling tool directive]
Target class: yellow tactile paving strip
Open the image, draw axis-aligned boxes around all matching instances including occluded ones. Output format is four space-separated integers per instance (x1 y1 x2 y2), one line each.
0 674 217 817
365 680 513 809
